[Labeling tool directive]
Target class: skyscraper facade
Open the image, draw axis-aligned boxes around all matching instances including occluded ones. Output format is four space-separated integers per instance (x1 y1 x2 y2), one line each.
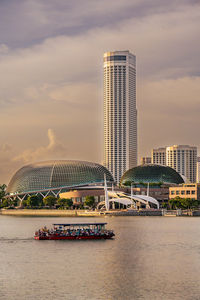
196 157 200 183
152 147 166 166
166 145 197 183
103 50 137 182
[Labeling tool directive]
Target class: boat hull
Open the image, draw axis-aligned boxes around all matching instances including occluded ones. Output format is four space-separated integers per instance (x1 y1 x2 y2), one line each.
34 234 114 240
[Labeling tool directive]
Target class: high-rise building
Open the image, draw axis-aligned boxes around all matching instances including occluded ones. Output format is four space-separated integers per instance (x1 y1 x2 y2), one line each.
196 157 200 183
151 145 197 183
140 157 151 165
166 145 197 183
103 50 137 182
152 147 166 165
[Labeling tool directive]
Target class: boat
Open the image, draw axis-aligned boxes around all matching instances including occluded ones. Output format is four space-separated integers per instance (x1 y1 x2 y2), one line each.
34 222 115 240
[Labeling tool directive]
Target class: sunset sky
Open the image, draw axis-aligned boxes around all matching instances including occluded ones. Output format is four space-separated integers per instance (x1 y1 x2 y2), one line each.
0 0 200 183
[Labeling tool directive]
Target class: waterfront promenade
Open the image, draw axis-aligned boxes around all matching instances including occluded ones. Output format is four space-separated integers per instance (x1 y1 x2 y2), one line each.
1 208 200 217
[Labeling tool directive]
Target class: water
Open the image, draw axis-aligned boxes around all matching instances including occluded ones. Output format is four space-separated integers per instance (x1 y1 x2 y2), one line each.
1 216 200 300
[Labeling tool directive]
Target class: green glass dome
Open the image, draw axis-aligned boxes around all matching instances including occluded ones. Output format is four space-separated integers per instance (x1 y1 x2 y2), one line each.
7 160 114 194
120 164 184 185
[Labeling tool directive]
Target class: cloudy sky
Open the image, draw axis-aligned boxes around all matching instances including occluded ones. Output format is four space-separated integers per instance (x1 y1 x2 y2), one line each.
0 0 200 183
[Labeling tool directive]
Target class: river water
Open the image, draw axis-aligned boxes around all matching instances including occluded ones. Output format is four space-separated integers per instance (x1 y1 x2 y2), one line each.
1 215 200 300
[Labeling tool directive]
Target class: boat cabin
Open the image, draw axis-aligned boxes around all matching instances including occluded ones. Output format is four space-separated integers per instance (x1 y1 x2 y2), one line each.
53 222 107 232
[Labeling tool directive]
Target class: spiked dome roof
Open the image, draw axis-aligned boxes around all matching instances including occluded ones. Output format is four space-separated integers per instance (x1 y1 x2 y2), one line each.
7 160 114 194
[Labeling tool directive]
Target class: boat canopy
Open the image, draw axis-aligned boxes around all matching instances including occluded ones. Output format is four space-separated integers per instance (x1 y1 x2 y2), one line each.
53 223 107 227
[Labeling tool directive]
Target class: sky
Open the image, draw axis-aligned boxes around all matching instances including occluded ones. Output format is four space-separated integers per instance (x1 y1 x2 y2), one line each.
0 0 200 183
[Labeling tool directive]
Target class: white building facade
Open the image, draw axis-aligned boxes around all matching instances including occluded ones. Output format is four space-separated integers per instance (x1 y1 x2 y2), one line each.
196 157 200 183
166 145 197 183
103 51 137 183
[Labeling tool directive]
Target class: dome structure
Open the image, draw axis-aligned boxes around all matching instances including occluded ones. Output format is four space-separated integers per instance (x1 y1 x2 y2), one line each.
120 164 184 185
7 160 114 195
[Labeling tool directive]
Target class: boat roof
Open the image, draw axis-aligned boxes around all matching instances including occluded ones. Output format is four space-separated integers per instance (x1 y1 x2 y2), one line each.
53 223 107 226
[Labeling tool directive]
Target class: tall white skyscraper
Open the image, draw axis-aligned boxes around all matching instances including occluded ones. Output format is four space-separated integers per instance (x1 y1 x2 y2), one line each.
103 50 137 182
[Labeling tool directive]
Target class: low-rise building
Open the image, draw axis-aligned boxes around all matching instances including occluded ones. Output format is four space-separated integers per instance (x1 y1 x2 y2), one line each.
59 185 170 206
140 157 151 165
169 184 200 200
60 187 105 204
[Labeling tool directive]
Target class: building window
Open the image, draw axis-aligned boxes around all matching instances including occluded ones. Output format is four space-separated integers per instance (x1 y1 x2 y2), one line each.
104 55 126 62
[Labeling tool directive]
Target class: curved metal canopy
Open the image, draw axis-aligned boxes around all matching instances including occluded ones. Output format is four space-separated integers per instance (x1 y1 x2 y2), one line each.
109 198 133 206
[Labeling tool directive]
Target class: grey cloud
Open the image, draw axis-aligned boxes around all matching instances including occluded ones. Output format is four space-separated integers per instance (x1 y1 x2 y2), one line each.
0 3 199 110
0 0 199 48
0 0 200 182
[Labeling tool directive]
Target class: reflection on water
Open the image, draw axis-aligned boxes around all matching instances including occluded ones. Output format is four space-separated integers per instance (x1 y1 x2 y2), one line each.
1 216 200 299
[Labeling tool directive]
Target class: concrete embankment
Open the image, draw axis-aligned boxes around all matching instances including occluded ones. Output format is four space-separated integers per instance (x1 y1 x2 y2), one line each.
0 209 163 217
0 209 102 217
103 210 162 216
3 209 200 217
191 210 200 217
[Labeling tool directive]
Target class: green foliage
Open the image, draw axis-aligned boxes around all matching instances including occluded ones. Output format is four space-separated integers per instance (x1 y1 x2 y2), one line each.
0 184 7 200
122 181 163 187
43 195 57 208
1 198 11 208
139 182 163 187
57 198 73 209
26 195 43 208
0 197 18 208
169 197 199 209
21 199 28 208
84 196 95 208
123 181 133 187
12 199 18 207
161 202 168 209
78 203 84 209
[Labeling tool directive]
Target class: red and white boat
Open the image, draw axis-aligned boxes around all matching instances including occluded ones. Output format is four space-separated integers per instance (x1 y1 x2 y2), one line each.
34 222 115 240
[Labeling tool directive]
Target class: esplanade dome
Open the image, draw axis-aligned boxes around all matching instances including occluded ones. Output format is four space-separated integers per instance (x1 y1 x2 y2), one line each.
7 160 114 195
120 164 184 185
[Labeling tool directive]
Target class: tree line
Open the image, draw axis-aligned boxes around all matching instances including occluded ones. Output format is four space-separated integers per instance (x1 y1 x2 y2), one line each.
167 197 200 210
1 183 200 210
0 184 96 209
